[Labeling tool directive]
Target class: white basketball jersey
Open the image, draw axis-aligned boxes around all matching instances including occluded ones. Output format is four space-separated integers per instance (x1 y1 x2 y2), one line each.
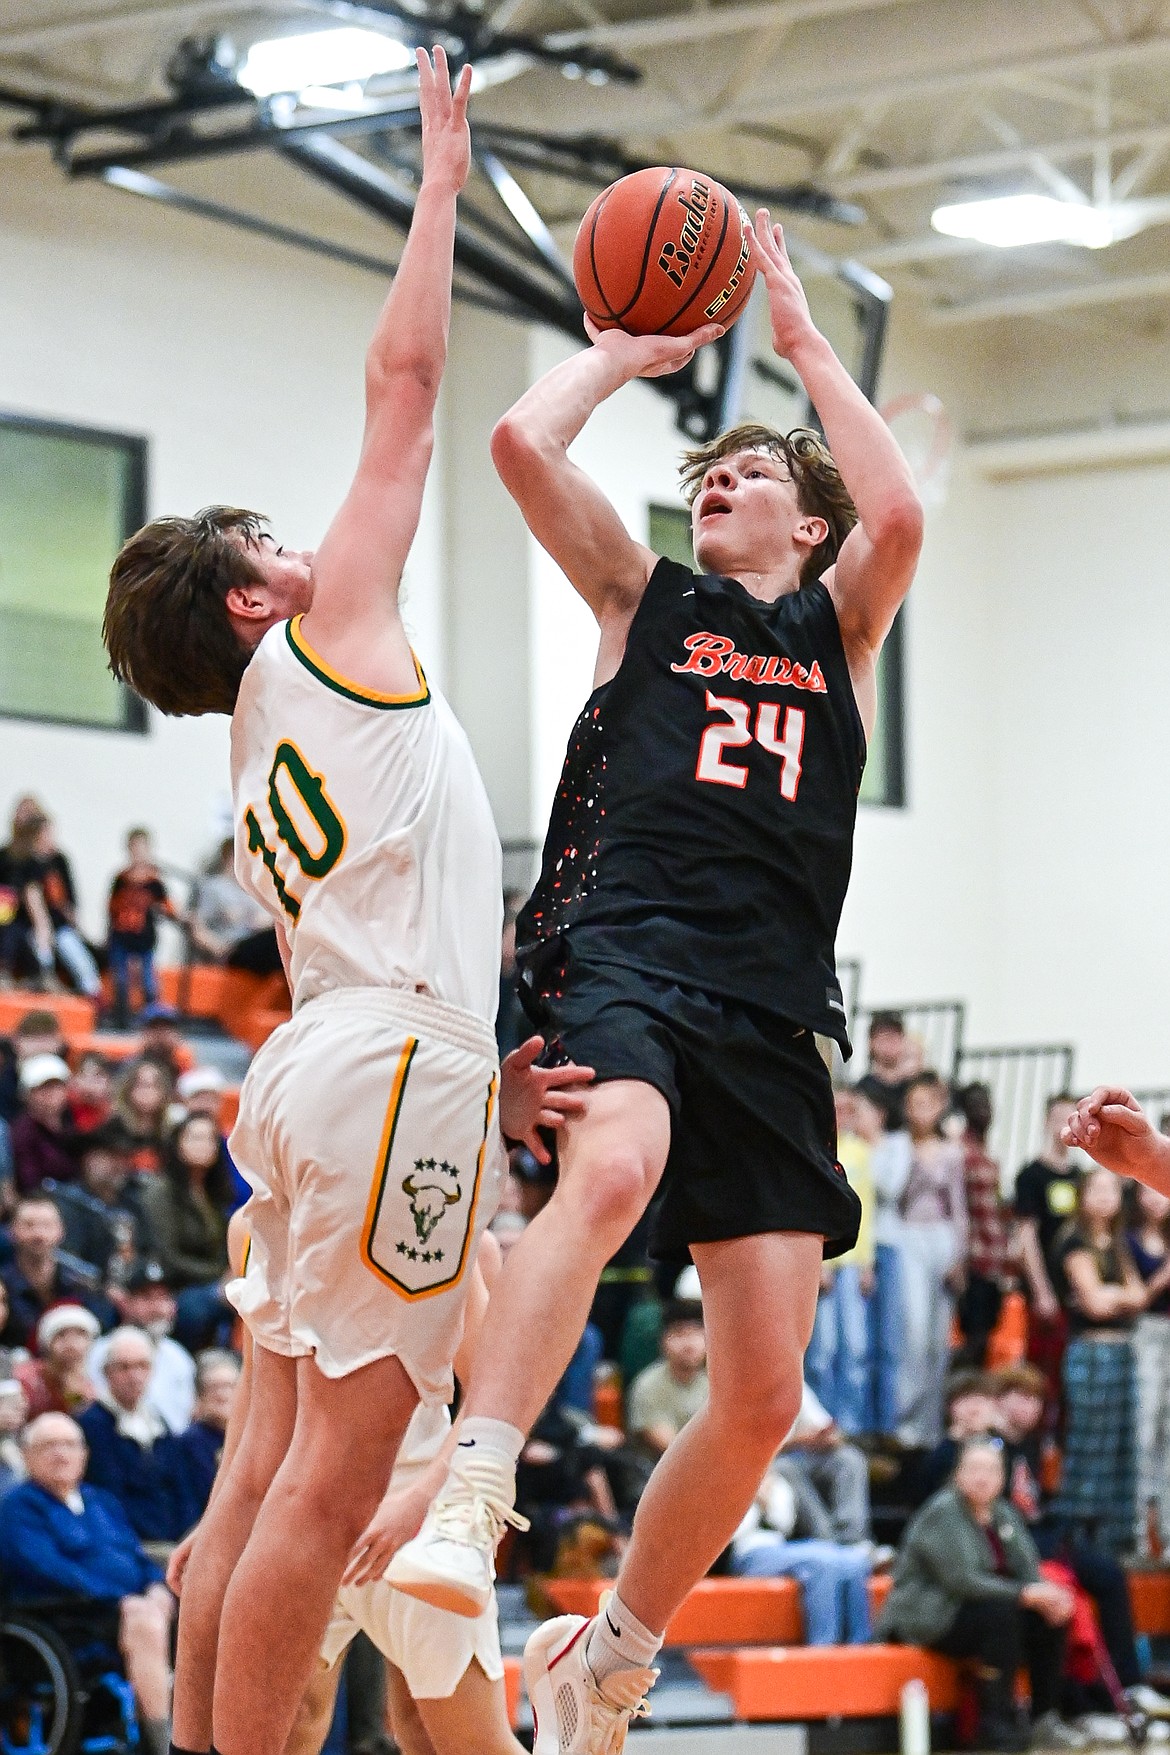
231 617 503 1026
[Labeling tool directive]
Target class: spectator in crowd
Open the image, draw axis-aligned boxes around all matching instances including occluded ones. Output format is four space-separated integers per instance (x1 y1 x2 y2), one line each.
956 1082 1011 1367
12 1054 78 1193
0 1286 24 1380
877 1437 1079 1752
106 829 174 1028
80 1326 201 1545
178 1349 240 1513
0 1412 174 1755
137 1005 190 1082
3 1011 68 1128
1 1195 111 1347
115 1058 173 1175
897 1071 969 1448
730 1462 873 1645
52 1123 151 1283
870 1096 911 1439
856 1011 912 1131
0 810 61 992
1015 1094 1082 1409
514 1400 625 1573
189 838 280 974
0 1380 28 1494
27 815 102 1000
626 1300 708 1461
994 1363 1166 1721
1128 1181 1170 1558
776 1382 875 1549
175 1066 249 1212
140 1113 232 1351
15 1305 99 1418
807 1087 877 1435
68 1051 116 1136
1051 1168 1145 1555
918 1369 1002 1500
94 1260 196 1432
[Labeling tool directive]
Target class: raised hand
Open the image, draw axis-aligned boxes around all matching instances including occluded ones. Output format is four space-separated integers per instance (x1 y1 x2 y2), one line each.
748 207 818 361
499 1035 594 1165
417 45 472 194
585 314 724 380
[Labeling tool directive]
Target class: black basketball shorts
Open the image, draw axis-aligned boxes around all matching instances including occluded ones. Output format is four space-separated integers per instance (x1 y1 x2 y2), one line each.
537 944 861 1261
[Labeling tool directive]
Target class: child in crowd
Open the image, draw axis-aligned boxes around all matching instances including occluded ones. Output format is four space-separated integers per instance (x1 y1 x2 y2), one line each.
107 829 174 1027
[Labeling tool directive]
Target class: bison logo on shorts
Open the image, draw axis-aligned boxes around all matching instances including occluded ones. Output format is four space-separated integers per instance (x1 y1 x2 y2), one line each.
401 1161 462 1245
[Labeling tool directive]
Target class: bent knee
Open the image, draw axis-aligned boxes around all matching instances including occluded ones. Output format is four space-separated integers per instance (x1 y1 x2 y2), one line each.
560 1146 655 1236
710 1366 803 1455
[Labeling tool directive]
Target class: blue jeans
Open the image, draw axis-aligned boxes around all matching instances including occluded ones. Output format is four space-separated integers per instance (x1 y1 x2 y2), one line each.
807 1264 872 1435
868 1241 905 1436
556 1322 603 1417
108 941 158 1022
733 1535 872 1644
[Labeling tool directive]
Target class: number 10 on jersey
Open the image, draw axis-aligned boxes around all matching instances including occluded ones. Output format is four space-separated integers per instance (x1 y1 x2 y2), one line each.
696 691 805 799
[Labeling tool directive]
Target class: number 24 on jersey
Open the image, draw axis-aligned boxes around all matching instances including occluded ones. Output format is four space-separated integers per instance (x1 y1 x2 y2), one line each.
696 691 805 800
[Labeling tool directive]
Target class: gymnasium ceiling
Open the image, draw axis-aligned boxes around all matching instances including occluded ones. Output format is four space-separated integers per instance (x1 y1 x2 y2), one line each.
3 0 1170 331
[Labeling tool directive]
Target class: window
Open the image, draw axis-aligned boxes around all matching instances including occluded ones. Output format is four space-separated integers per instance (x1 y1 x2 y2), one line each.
0 413 147 731
646 500 905 806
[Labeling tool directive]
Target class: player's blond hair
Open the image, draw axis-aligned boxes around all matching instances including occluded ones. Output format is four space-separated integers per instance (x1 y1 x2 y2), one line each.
679 422 857 587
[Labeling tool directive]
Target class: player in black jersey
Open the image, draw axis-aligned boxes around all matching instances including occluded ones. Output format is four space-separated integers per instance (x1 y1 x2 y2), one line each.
387 213 924 1751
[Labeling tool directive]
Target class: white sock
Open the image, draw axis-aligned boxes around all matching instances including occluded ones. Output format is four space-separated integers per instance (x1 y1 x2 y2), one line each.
586 1590 663 1684
447 1416 524 1502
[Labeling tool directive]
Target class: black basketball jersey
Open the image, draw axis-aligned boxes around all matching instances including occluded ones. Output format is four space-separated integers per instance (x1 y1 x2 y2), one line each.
517 557 866 1045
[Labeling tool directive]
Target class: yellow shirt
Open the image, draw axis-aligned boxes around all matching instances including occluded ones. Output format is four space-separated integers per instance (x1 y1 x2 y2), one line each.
832 1133 875 1271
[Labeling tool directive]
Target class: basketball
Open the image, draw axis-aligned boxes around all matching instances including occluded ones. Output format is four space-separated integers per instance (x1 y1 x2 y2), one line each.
573 166 757 338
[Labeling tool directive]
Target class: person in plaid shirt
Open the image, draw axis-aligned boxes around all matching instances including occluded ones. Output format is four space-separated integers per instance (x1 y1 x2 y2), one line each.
956 1083 1011 1367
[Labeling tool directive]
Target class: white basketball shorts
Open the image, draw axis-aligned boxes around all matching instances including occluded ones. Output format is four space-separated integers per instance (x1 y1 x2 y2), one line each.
227 986 504 1402
319 1579 504 1699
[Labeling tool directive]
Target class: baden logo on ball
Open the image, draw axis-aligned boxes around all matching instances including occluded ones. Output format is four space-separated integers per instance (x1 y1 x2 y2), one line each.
573 166 757 338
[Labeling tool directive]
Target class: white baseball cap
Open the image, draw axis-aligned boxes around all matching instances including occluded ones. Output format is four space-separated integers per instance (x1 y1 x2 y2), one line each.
20 1054 71 1093
177 1067 227 1101
37 1304 101 1349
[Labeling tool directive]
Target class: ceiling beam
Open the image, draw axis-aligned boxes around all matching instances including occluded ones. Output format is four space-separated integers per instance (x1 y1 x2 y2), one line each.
830 122 1170 196
926 265 1170 323
546 0 921 51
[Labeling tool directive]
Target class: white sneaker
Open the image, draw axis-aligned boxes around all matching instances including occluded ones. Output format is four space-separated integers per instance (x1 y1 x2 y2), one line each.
1075 1713 1129 1745
525 1615 657 1754
1031 1711 1088 1751
1129 1684 1170 1717
384 1482 528 1617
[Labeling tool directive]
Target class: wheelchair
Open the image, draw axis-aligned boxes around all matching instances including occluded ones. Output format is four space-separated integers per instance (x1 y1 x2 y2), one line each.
0 1601 140 1755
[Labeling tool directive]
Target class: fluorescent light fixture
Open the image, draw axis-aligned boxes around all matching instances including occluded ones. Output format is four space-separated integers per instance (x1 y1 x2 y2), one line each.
931 193 1116 250
238 28 414 99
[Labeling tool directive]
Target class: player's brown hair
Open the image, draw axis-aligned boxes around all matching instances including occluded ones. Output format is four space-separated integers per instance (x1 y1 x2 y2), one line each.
104 507 268 717
678 422 857 586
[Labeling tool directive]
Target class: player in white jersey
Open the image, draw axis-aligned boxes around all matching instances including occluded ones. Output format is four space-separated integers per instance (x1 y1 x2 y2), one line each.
169 1216 523 1755
103 48 589 1755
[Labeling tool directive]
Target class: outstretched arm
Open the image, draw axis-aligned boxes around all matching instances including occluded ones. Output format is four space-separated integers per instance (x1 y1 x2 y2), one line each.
304 49 470 685
749 211 922 725
491 319 721 672
1063 1088 1170 1196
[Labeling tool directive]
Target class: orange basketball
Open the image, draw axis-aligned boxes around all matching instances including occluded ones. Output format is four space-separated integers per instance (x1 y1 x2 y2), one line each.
573 166 756 338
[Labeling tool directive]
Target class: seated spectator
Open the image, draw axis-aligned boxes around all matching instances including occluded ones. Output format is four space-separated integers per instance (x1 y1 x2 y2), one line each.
106 828 175 1028
94 1260 196 1432
67 1052 115 1136
138 1005 193 1082
27 815 102 1000
776 1382 875 1549
1051 1168 1145 1555
0 1284 24 1378
995 1363 1168 1721
175 1067 249 1212
189 838 280 974
115 1057 173 1175
80 1326 201 1546
956 1082 1011 1368
0 1412 173 1755
0 1379 28 1494
0 811 62 993
1 1194 112 1347
140 1114 232 1351
877 1437 1078 1752
626 1300 708 1461
807 1087 876 1435
52 1123 152 1282
730 1465 872 1645
514 1400 624 1573
12 1054 79 1193
178 1349 240 1512
917 1368 1002 1501
15 1305 99 1418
